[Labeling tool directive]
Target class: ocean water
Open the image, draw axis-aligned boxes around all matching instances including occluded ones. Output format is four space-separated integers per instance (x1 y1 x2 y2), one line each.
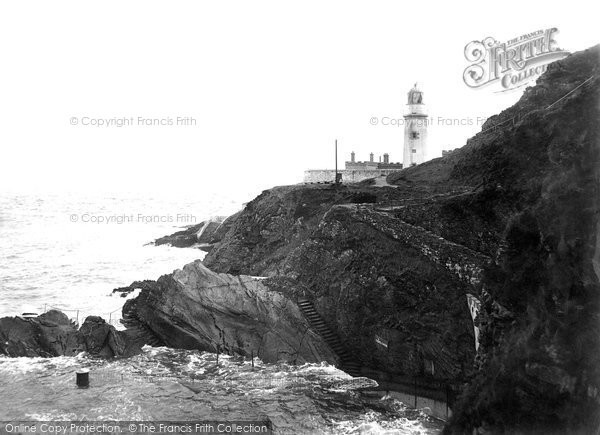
0 192 245 324
0 193 443 434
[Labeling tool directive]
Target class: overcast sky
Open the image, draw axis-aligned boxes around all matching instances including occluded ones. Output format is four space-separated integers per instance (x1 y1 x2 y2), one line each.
1 1 598 198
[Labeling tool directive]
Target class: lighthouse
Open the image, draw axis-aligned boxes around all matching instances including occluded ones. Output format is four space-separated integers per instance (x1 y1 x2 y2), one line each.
403 83 428 167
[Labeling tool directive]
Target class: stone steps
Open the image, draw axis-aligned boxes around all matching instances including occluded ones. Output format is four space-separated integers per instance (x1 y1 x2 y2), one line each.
298 298 362 377
121 306 164 347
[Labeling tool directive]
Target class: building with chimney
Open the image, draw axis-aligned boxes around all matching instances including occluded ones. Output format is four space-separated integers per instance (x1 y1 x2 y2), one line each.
344 151 402 170
304 151 402 183
303 83 428 183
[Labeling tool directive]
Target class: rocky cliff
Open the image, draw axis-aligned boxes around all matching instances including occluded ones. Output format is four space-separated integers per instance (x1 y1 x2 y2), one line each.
440 46 600 434
135 184 487 387
126 45 599 433
123 260 338 365
376 45 600 434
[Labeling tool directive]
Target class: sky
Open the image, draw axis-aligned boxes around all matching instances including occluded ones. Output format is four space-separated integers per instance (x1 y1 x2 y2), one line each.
0 0 598 199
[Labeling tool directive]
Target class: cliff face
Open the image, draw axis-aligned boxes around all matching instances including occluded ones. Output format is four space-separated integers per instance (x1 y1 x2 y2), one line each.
203 185 407 275
270 202 484 380
200 183 487 382
441 47 600 433
384 45 600 433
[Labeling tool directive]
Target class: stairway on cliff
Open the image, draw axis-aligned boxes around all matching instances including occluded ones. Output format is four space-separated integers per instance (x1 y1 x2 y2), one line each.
297 298 362 377
121 304 164 347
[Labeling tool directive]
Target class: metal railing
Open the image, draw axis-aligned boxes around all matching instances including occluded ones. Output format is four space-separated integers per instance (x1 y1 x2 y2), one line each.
41 304 123 328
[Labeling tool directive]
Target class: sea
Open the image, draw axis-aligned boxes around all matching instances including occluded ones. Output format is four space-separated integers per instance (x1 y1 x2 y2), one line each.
0 192 443 434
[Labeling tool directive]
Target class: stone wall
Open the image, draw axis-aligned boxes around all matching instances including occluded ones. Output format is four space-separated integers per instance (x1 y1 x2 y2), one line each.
304 169 402 183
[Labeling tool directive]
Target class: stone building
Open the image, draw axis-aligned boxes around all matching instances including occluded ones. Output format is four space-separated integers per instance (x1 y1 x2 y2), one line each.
345 151 403 170
303 151 402 183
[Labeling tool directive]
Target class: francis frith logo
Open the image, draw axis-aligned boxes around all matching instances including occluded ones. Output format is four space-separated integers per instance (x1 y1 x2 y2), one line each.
463 28 569 91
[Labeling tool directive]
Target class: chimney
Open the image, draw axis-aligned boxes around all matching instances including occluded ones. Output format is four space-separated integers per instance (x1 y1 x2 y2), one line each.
379 156 382 163
383 153 389 164
369 152 374 162
351 151 355 163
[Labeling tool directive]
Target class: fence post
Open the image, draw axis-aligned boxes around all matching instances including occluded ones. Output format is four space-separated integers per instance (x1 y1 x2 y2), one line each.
251 350 254 368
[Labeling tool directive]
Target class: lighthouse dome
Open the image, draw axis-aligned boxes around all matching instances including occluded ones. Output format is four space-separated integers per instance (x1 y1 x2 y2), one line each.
407 83 424 105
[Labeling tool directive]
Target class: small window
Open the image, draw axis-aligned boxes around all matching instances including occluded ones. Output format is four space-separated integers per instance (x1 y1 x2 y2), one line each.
411 132 419 139
412 149 417 153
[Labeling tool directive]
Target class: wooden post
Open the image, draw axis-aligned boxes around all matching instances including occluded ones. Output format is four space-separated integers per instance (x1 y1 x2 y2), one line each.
251 350 254 368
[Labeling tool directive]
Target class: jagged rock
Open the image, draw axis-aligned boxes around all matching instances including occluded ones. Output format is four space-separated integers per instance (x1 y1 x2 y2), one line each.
130 260 338 365
153 217 227 250
0 311 143 358
0 310 78 357
203 185 408 275
112 280 158 298
78 316 115 357
36 310 80 356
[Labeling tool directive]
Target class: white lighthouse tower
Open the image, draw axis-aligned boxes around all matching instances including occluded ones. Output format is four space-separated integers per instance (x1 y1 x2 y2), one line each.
403 83 428 168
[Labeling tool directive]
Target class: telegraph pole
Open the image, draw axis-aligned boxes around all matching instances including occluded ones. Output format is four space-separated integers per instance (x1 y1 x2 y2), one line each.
335 139 338 184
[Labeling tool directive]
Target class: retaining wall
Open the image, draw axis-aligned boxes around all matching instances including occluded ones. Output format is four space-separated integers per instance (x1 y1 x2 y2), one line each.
304 169 402 183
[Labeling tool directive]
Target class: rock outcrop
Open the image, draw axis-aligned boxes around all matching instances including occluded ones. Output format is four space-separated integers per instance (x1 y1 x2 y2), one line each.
0 310 79 357
153 217 231 251
0 310 144 358
123 260 338 365
112 280 158 298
